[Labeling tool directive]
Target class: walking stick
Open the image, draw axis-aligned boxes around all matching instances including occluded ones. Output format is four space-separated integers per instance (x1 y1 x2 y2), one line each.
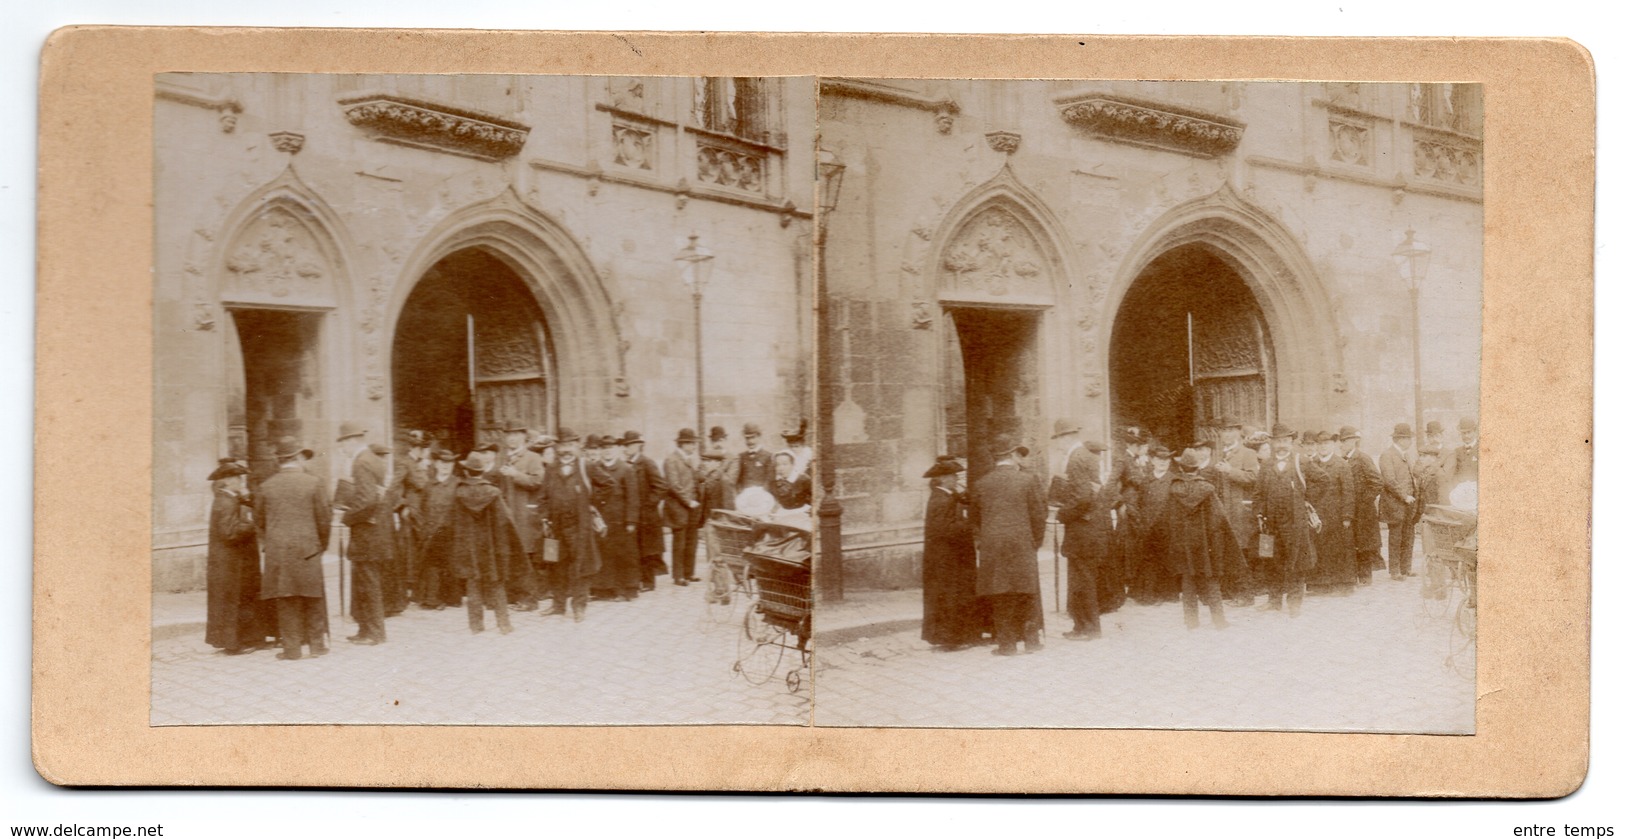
337 525 347 631
1052 516 1061 613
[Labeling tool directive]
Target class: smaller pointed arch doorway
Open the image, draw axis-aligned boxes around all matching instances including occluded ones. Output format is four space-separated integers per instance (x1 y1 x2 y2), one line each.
1110 244 1276 447
392 248 557 454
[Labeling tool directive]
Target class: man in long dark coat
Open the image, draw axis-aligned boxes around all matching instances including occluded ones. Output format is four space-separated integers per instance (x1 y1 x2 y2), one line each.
735 422 775 492
971 434 1047 656
920 456 988 650
707 426 739 512
256 438 332 660
662 428 704 586
1379 423 1419 579
496 422 548 611
1163 450 1232 630
205 461 271 655
415 449 461 610
1307 430 1357 595
334 421 389 645
1104 429 1148 615
449 455 523 634
1440 416 1479 500
1254 424 1326 617
1212 416 1260 606
1339 426 1385 585
623 430 670 591
1129 445 1180 604
384 431 429 615
1049 419 1103 641
589 433 641 601
541 429 602 621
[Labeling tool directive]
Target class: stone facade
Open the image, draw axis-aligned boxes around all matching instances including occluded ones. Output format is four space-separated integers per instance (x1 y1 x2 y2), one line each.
819 79 1482 590
154 74 814 592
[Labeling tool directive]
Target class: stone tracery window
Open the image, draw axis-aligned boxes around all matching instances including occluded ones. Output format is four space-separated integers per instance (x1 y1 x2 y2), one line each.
692 77 773 144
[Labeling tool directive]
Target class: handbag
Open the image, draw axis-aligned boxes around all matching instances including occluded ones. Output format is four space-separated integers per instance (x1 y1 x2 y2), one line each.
541 535 561 564
1256 531 1275 559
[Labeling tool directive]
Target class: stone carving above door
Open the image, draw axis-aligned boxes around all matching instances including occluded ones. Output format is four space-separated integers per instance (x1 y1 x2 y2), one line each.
939 206 1052 303
221 207 337 308
1058 94 1245 158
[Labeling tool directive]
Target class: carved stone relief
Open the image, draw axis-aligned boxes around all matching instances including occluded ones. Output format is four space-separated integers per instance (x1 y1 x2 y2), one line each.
221 207 335 307
695 142 765 193
612 123 654 170
1413 136 1481 187
1329 118 1369 166
939 207 1050 300
1058 96 1245 158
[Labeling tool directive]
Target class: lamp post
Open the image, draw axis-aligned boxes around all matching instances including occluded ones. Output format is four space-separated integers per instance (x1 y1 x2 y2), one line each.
675 234 715 439
1393 229 1432 438
816 146 846 602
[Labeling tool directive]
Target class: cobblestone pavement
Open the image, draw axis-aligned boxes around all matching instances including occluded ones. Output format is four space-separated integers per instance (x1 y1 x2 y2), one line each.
152 563 811 727
812 570 1475 732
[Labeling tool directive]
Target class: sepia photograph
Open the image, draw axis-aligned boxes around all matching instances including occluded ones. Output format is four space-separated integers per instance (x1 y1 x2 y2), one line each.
813 78 1483 731
149 72 818 725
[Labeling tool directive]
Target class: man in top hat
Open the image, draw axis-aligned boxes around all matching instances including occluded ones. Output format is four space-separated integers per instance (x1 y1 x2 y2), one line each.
256 437 333 660
414 448 462 610
589 432 642 601
971 434 1048 656
1048 418 1101 640
334 420 389 645
449 452 524 635
622 430 671 592
1253 423 1327 616
735 423 775 492
1211 416 1261 607
1306 431 1357 596
496 421 548 611
662 428 705 586
540 429 602 621
1379 423 1420 580
920 455 989 650
205 459 272 655
1339 426 1386 585
1164 449 1233 630
1441 416 1480 500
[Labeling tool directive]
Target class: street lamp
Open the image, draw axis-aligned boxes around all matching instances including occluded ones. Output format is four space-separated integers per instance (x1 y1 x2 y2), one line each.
675 233 715 438
1393 229 1432 438
816 147 846 602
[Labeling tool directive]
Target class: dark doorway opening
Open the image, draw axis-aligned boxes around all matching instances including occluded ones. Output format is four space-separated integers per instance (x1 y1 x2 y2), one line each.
1110 244 1274 450
231 307 325 484
943 306 1043 482
392 248 554 456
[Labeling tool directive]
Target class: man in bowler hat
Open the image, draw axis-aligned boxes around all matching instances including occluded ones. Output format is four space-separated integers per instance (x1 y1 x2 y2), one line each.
623 430 671 591
1379 423 1419 579
541 429 603 621
1339 426 1386 585
334 420 389 644
256 437 333 660
971 434 1047 656
663 428 705 586
1048 418 1103 641
736 423 775 492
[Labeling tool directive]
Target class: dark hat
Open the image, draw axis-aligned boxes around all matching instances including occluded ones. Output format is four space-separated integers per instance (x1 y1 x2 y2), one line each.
1051 418 1082 439
431 448 458 462
555 427 580 444
621 430 644 445
601 432 624 446
404 429 430 448
273 437 308 460
1216 415 1243 429
1176 449 1203 471
1084 440 1106 455
528 434 557 453
742 422 763 438
1459 417 1478 432
369 442 392 456
1338 425 1361 441
1151 445 1173 459
1244 432 1270 450
1392 423 1414 438
336 420 366 441
676 428 701 444
1269 423 1296 439
1425 421 1444 436
208 462 248 481
458 455 485 473
922 456 965 478
782 418 809 443
989 434 1029 459
709 425 728 442
275 436 315 461
584 434 602 449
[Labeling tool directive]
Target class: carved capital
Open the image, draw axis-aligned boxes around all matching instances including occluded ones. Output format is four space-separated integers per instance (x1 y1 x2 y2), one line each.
339 93 530 161
269 131 305 155
984 130 1022 155
911 301 934 329
1058 95 1244 158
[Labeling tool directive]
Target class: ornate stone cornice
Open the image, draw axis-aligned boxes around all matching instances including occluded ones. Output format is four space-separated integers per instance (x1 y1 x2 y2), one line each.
1057 95 1245 158
985 130 1021 155
338 93 530 161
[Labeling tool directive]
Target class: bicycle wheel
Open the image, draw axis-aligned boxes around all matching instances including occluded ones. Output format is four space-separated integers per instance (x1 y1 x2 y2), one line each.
735 618 786 686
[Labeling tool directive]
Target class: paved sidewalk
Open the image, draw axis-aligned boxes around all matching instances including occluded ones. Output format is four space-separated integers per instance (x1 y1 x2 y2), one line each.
152 559 811 727
812 569 1474 733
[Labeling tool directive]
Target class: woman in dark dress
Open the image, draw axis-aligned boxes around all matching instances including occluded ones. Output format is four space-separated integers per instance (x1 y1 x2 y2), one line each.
204 461 271 655
919 456 990 650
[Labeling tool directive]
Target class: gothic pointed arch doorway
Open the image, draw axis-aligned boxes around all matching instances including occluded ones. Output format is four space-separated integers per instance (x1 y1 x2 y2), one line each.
1109 244 1276 448
391 248 557 454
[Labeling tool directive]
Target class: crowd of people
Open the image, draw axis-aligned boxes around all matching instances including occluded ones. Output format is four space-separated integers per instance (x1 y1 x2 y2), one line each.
202 419 814 661
920 415 1480 657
